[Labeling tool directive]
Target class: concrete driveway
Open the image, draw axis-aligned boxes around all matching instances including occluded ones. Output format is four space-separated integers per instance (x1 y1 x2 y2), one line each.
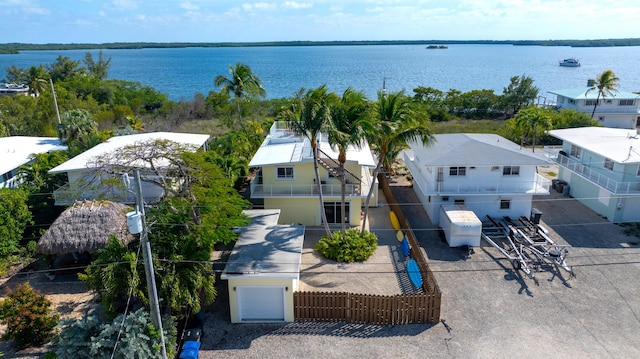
198 184 640 358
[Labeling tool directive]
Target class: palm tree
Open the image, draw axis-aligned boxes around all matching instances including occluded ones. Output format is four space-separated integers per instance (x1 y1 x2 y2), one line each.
513 106 552 152
214 62 266 127
285 85 335 236
587 69 620 118
26 65 48 97
326 87 369 236
361 91 433 235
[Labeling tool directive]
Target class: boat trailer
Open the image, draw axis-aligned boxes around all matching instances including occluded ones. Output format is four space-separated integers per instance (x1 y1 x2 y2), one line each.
482 215 575 285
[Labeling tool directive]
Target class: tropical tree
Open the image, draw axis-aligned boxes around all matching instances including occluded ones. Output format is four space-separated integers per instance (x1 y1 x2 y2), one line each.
83 50 112 80
81 146 250 319
58 109 99 155
47 55 82 82
0 188 32 259
284 85 336 236
326 87 369 235
501 75 539 116
361 91 433 235
587 69 620 118
214 62 266 128
510 105 552 152
26 65 49 97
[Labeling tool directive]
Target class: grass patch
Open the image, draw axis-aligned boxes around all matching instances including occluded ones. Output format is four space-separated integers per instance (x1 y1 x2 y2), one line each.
431 119 507 134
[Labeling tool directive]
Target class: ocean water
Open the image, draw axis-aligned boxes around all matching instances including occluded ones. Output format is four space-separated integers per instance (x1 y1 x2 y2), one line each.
1 44 639 101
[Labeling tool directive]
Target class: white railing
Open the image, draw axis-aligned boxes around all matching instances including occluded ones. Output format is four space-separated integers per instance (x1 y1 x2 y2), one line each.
553 154 640 194
428 173 549 194
403 154 549 195
251 182 365 198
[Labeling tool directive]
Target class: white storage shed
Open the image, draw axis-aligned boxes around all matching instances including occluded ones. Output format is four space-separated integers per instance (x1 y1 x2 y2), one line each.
221 209 305 323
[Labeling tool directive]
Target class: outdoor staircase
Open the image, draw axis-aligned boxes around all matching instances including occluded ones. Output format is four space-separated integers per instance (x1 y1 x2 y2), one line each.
316 148 362 185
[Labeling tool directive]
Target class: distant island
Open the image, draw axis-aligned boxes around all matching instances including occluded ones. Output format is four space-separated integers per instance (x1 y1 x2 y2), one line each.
1 38 640 53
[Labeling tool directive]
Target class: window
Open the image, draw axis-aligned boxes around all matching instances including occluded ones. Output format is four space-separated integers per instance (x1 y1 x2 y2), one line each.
502 166 520 176
604 158 614 171
500 199 511 209
570 145 582 159
449 166 466 176
491 166 500 172
276 167 294 180
454 199 465 205
620 99 635 106
585 99 598 106
637 165 640 176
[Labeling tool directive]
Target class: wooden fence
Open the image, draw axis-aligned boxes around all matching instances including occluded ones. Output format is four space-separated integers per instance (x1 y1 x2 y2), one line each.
294 291 440 325
294 175 441 324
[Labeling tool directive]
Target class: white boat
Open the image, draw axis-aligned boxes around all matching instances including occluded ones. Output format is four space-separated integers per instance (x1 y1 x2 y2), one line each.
0 83 29 96
559 58 580 67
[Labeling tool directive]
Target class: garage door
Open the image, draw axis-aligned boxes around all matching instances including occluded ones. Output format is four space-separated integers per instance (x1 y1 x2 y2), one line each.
237 286 285 321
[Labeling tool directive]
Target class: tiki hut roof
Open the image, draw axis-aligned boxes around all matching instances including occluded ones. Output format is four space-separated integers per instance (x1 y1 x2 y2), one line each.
37 200 136 255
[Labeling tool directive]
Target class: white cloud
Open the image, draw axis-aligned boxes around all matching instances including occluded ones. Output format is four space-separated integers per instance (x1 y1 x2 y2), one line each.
242 2 277 11
180 1 199 11
112 0 138 11
281 1 313 9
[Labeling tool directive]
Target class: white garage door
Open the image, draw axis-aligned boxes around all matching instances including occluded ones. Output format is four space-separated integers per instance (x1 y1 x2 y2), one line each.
237 286 285 321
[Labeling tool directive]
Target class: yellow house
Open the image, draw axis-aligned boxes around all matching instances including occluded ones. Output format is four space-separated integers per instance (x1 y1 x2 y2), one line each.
221 209 304 323
248 122 378 226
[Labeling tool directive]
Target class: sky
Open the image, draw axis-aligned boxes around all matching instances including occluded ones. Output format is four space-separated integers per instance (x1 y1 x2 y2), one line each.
1 0 639 44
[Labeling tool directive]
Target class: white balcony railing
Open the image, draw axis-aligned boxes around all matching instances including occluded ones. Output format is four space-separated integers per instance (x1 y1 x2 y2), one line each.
251 182 365 198
404 156 549 195
552 153 640 194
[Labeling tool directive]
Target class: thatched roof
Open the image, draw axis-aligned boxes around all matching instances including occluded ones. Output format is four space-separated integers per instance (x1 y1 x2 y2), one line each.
37 200 136 255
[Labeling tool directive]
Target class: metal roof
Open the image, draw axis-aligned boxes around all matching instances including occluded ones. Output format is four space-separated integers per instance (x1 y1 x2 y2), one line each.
549 127 640 163
407 133 552 166
49 132 210 173
0 137 67 176
221 209 305 280
548 87 640 100
248 131 376 168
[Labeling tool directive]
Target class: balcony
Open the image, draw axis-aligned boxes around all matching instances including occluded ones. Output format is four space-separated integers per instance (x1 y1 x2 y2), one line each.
553 154 640 195
429 173 549 195
251 183 365 198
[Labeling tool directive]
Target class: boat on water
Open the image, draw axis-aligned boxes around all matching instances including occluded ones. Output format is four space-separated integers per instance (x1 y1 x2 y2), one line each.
559 58 580 67
0 83 29 96
426 45 448 49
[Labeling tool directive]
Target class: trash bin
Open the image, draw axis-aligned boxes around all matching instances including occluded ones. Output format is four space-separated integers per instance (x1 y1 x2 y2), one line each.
551 179 559 190
530 208 542 224
556 182 564 193
563 184 570 197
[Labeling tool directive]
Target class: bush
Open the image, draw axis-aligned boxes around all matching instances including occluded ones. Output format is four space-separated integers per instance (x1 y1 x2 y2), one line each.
315 228 378 262
0 283 59 350
55 308 176 359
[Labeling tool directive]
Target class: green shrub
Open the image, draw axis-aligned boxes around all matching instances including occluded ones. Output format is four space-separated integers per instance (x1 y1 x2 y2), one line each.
55 308 176 359
0 282 59 350
315 228 378 262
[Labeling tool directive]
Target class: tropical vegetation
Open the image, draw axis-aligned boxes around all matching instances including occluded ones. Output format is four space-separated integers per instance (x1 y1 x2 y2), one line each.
0 53 622 353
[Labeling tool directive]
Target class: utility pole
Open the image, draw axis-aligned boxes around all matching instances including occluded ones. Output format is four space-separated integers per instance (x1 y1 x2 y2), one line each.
133 169 167 359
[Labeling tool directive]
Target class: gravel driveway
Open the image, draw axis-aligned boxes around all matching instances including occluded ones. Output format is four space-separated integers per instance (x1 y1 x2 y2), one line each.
194 179 640 358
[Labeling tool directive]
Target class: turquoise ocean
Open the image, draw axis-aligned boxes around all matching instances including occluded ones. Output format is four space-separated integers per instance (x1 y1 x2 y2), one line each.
1 44 639 101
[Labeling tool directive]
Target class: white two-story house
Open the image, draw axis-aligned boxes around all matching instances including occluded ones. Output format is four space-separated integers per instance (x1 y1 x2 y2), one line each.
548 127 640 223
548 87 640 129
248 121 377 226
1 136 67 189
404 133 551 225
49 132 210 205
